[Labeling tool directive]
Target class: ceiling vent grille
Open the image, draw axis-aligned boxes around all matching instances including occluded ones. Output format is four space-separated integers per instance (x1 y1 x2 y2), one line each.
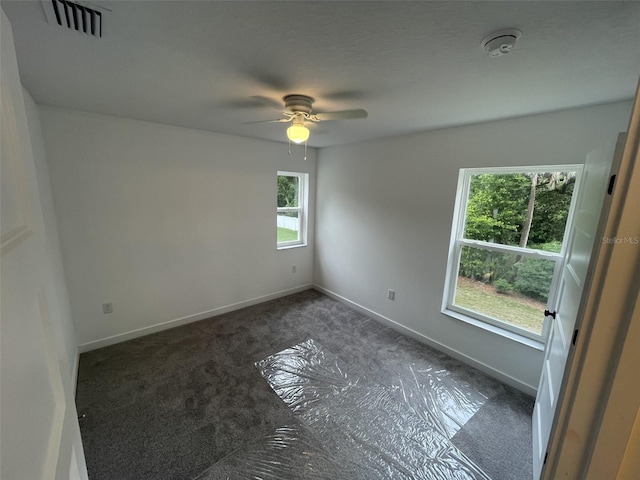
42 0 104 37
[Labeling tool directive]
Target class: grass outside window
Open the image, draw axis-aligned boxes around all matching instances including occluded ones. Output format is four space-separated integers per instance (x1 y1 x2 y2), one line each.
454 276 547 334
277 227 298 243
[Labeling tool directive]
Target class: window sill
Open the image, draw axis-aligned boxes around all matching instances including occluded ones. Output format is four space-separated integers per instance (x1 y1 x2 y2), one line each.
441 308 545 351
277 243 307 251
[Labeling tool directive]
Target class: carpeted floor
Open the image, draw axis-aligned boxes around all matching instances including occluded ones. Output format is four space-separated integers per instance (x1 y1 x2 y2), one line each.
76 289 534 479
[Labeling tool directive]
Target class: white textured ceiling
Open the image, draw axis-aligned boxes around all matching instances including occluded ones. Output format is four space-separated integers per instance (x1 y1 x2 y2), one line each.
3 1 640 147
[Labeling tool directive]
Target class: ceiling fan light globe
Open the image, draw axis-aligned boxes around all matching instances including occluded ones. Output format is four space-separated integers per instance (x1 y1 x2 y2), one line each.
287 124 310 144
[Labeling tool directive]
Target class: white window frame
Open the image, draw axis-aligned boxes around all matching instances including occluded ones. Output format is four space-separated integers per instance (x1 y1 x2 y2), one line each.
442 165 583 344
277 171 308 249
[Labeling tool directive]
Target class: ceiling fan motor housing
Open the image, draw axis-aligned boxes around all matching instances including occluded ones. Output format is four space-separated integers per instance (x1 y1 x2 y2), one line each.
284 94 314 114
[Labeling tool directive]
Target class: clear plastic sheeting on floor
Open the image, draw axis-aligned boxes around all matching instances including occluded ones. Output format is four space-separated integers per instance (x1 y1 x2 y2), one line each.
194 424 366 480
197 339 491 479
249 339 491 479
386 364 488 439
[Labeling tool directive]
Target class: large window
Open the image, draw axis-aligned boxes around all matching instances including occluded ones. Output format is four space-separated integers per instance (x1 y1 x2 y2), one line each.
443 166 581 341
277 171 308 248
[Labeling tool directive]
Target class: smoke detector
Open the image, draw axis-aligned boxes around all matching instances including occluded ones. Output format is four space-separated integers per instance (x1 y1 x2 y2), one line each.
481 29 522 57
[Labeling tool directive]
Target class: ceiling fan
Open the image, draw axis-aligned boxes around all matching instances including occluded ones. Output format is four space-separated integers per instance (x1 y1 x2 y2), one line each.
245 94 368 144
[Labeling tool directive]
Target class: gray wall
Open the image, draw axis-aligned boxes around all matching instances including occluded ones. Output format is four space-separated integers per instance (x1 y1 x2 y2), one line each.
314 101 632 393
40 107 316 349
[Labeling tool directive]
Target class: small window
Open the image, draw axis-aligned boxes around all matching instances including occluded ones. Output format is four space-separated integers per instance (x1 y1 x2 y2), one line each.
443 166 581 341
277 171 308 249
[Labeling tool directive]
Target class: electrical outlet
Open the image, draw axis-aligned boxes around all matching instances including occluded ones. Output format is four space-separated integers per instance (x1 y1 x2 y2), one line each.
291 265 297 273
388 289 395 300
102 302 113 314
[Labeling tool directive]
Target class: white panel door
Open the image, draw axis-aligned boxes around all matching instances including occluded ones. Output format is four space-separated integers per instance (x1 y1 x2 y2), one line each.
532 136 624 478
0 10 66 480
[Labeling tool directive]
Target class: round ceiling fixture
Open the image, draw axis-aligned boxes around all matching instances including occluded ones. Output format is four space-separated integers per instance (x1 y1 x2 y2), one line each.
242 93 368 148
481 29 522 57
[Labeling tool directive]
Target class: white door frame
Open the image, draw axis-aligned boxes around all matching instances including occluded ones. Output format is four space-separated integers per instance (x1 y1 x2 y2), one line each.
543 79 640 479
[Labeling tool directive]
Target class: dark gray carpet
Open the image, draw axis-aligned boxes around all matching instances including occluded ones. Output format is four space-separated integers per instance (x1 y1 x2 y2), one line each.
451 393 534 480
76 289 534 479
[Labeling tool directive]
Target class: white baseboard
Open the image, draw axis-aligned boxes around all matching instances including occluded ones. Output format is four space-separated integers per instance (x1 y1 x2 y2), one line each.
77 284 314 353
76 282 536 396
313 284 537 397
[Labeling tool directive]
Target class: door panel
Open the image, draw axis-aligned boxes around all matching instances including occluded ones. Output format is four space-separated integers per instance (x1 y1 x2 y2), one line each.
532 141 621 478
534 368 550 464
0 10 67 480
1 109 66 480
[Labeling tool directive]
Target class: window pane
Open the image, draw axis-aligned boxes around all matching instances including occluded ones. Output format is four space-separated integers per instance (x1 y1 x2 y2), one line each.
454 246 556 335
277 211 300 243
277 175 299 208
463 172 576 251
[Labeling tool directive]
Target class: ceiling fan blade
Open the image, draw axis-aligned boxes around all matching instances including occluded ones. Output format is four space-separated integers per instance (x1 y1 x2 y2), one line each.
241 118 289 125
313 109 368 121
250 95 284 111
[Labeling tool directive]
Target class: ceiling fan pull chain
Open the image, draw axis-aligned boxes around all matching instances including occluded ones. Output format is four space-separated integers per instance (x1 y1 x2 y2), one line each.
304 141 307 161
288 138 291 156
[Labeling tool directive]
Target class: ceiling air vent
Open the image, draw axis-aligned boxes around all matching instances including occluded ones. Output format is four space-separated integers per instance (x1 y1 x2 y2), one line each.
42 0 107 37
